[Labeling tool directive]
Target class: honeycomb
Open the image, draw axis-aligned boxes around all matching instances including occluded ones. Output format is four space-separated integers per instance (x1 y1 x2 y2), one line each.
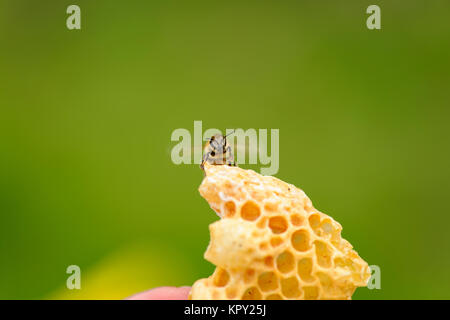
189 164 370 300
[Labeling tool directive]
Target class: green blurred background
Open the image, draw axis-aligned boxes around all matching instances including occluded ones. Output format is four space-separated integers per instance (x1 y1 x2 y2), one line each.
1 0 449 299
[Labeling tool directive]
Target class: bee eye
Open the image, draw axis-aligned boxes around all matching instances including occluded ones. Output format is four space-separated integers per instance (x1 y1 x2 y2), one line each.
211 151 215 156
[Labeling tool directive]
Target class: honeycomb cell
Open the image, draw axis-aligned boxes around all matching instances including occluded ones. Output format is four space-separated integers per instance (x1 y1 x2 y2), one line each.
304 198 313 211
226 287 237 299
213 268 230 287
242 286 262 300
270 236 283 248
309 214 321 229
256 217 267 229
314 240 332 268
246 247 255 255
264 202 278 212
268 216 288 234
224 201 236 217
241 201 261 221
297 257 315 282
303 286 319 300
276 251 295 273
244 269 255 283
351 271 364 283
291 229 311 252
320 218 333 234
257 272 278 292
266 294 283 300
316 272 333 292
224 180 233 190
331 235 343 249
334 257 352 269
264 256 274 268
251 190 265 202
280 277 301 298
259 242 269 251
316 272 345 299
290 214 304 226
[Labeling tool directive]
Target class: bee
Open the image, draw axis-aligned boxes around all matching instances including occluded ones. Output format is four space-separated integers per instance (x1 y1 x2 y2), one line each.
200 131 236 170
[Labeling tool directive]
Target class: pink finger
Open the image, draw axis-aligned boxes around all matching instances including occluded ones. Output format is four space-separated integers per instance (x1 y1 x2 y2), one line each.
126 286 191 300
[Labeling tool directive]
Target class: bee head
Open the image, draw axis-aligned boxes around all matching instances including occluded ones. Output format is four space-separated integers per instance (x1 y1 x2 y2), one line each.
208 131 234 152
210 134 224 151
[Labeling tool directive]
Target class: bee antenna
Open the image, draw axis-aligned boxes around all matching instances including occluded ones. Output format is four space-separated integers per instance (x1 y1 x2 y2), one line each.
225 130 235 138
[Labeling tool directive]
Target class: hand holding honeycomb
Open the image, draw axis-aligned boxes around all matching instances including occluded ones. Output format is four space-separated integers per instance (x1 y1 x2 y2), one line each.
189 164 370 300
